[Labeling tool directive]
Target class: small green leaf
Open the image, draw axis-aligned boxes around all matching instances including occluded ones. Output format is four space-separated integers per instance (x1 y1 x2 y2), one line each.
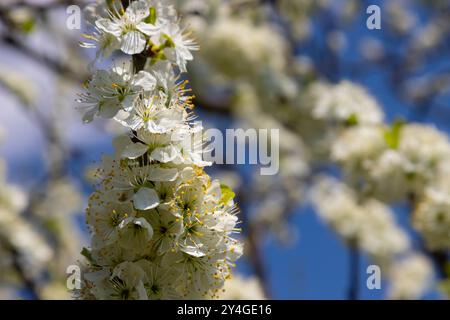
162 34 175 48
20 19 35 33
384 119 405 149
220 184 235 204
345 113 358 126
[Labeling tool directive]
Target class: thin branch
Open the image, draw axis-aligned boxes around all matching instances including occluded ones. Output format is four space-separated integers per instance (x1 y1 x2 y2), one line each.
430 251 448 279
348 242 359 300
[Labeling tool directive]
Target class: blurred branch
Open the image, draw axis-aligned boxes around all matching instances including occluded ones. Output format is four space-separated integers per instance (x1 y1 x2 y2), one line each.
0 235 41 300
0 5 88 84
246 222 271 298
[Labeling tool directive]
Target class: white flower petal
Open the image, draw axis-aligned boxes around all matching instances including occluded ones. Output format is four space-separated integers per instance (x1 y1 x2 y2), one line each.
118 217 154 250
122 94 138 111
126 0 150 23
137 22 160 36
147 166 178 181
181 245 205 257
82 107 97 123
132 71 156 91
190 152 212 167
95 18 121 37
98 99 120 119
122 143 148 159
150 145 178 163
121 31 147 55
133 188 160 210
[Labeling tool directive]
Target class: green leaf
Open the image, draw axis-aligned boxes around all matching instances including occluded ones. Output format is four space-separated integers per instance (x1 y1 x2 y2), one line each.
20 19 35 33
220 184 235 204
345 113 359 126
162 34 175 48
144 7 157 24
384 120 405 149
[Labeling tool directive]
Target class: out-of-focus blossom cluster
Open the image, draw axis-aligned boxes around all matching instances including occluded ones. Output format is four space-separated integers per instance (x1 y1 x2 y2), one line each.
312 177 433 299
312 177 410 264
177 0 450 299
332 122 450 250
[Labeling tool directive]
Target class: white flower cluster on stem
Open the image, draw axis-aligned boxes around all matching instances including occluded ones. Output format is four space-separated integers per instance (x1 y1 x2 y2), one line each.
78 0 242 300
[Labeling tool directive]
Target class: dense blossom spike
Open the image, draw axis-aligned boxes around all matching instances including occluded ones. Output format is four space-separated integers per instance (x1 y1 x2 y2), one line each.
78 0 242 300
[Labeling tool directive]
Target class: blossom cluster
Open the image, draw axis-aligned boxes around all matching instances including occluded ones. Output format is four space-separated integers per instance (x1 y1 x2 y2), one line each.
387 253 433 300
312 177 410 264
193 12 288 80
303 81 384 126
312 177 433 299
154 0 447 298
331 122 450 250
79 0 242 299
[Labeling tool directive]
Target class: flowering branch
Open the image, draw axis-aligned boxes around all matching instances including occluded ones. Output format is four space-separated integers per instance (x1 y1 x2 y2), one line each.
78 0 242 300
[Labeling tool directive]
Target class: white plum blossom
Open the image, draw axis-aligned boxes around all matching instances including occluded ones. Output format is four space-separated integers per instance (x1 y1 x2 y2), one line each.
95 0 160 55
191 12 287 80
155 22 199 72
413 188 450 250
331 125 386 175
86 0 198 69
78 64 156 123
304 81 384 126
80 30 121 60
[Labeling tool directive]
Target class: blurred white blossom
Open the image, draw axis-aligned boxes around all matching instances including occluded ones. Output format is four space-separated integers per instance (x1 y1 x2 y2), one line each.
388 253 433 300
